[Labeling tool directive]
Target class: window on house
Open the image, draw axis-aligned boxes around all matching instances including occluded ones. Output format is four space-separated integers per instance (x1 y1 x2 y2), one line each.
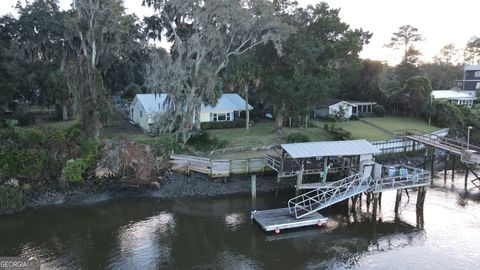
218 113 227 121
211 112 231 122
211 113 218 121
140 111 143 118
475 71 480 77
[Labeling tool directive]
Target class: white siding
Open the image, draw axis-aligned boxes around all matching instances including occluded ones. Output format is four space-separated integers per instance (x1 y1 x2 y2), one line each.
201 110 235 122
329 102 353 118
131 99 151 132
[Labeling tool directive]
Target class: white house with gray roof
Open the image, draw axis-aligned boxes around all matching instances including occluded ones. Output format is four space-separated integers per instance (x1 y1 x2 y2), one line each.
129 93 252 132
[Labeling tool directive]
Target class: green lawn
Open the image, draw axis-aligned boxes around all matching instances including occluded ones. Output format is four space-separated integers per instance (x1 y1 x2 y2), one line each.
335 121 392 141
208 121 331 148
24 116 440 149
363 116 440 133
100 119 171 145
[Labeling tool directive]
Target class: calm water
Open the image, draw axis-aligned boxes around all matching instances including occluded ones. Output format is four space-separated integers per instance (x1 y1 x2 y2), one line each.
1 172 480 270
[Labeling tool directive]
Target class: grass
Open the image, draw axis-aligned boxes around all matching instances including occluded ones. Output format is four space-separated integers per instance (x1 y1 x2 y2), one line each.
100 119 171 145
335 121 392 141
363 116 440 133
208 121 331 148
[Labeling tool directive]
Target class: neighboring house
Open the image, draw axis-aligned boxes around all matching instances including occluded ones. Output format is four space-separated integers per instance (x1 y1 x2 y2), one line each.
348 101 377 115
432 90 475 107
313 100 377 119
314 100 355 119
457 64 480 91
129 93 252 132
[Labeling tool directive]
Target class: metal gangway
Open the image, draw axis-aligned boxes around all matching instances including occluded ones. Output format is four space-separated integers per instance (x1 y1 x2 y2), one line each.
287 173 370 219
253 164 430 232
394 129 480 165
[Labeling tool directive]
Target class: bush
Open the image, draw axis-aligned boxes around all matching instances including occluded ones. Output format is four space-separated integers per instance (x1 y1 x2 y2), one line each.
287 132 311 143
0 186 26 214
330 128 352 140
372 105 385 117
13 112 36 126
323 122 329 131
349 115 360 121
187 131 228 151
201 119 246 130
62 159 88 183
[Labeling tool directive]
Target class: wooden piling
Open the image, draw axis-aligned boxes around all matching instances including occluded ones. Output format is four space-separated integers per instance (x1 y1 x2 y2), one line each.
394 189 402 214
372 193 379 221
451 155 456 182
465 167 469 191
366 192 371 212
416 187 427 210
295 170 303 196
251 175 257 210
444 153 449 183
430 147 435 183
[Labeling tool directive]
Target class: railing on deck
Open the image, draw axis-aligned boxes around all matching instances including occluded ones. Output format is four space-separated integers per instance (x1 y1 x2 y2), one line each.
395 129 480 164
170 154 267 178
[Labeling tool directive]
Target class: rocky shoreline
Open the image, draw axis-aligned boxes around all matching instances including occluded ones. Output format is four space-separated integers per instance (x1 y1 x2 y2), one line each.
1 171 294 215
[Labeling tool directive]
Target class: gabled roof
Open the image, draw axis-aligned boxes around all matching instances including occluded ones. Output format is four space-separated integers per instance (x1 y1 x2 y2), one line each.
133 93 168 113
465 65 480 71
281 139 380 159
132 93 252 113
317 99 356 108
432 90 473 99
201 93 253 112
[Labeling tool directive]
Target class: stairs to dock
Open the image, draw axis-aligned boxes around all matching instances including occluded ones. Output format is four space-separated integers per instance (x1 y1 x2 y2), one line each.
288 172 370 219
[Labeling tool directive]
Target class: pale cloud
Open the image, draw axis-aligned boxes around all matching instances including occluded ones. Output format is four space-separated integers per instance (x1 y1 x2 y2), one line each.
1 0 478 65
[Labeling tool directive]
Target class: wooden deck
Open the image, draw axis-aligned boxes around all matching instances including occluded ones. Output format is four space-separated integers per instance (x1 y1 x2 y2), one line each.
252 208 327 232
395 129 480 164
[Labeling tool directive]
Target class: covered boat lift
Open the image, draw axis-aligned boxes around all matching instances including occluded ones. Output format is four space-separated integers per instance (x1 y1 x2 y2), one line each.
266 139 381 192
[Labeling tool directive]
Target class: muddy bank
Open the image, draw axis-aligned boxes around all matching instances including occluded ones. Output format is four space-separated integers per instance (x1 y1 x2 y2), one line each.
1 172 294 215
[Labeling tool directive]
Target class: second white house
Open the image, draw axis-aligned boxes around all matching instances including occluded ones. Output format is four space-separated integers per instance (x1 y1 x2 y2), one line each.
129 93 252 132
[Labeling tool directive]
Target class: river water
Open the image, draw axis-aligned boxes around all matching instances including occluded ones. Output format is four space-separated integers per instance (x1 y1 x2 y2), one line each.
1 172 480 269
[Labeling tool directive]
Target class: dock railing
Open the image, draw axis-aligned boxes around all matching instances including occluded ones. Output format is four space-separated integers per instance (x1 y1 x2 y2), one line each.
170 154 267 178
287 173 369 219
395 129 480 164
369 165 430 193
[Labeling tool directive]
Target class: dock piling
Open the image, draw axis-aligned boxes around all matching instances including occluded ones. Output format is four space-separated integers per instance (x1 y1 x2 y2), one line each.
464 167 469 191
452 155 456 182
394 189 402 214
251 175 256 210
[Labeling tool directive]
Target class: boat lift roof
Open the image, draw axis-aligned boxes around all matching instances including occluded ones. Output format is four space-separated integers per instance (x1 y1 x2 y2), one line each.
280 139 380 159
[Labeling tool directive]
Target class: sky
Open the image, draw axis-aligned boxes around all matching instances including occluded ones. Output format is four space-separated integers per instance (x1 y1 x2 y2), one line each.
1 0 478 65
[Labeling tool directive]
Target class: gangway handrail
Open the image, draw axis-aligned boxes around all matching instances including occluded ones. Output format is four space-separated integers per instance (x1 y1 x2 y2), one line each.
288 173 370 219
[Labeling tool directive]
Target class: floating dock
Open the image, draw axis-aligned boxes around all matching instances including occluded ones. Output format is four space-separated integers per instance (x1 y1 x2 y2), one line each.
252 208 327 232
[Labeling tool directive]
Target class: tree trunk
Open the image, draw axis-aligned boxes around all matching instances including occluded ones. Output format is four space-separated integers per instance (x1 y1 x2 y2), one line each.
274 100 284 135
305 114 309 128
62 105 68 121
193 102 202 131
244 82 249 132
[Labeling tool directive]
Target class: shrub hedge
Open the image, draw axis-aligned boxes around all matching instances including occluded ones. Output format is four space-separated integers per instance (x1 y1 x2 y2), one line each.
287 132 311 143
201 119 246 130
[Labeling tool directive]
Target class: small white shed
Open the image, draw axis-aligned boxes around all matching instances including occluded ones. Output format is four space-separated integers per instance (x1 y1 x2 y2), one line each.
314 100 356 119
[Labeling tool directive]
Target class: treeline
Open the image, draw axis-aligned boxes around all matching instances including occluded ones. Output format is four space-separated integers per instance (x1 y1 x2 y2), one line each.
0 1 479 143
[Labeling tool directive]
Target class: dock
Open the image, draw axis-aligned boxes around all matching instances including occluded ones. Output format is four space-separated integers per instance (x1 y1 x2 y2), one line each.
252 208 327 232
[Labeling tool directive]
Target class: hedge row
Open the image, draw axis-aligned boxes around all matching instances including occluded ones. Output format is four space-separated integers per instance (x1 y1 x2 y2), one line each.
201 119 246 130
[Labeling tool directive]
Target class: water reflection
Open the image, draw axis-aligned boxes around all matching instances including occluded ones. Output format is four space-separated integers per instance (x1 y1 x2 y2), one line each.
0 171 479 269
107 212 175 270
224 213 247 231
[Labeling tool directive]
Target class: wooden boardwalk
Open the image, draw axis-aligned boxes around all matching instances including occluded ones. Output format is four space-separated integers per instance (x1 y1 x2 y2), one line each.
395 129 480 164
